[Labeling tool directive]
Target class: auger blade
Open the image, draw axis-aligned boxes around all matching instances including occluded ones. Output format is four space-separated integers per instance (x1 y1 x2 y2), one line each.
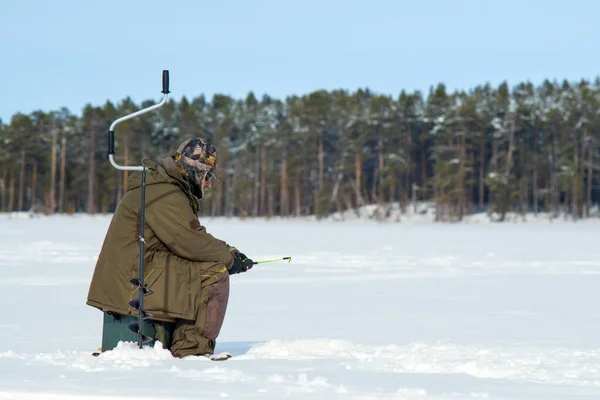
130 278 153 295
128 322 154 344
128 299 153 318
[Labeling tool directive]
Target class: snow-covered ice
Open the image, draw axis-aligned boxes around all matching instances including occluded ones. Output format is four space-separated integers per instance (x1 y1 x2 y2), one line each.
1 213 600 399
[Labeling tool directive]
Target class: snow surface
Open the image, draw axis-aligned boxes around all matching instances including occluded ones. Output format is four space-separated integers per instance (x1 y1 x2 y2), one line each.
1 212 600 399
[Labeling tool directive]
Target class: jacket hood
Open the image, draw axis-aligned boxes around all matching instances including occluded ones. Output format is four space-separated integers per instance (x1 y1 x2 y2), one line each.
127 156 201 214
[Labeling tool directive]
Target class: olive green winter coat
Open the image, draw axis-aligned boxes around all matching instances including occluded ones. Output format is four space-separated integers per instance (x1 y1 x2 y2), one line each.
86 157 235 322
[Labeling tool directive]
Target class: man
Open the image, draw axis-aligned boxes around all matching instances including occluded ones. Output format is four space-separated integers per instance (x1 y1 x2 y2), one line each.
86 136 254 358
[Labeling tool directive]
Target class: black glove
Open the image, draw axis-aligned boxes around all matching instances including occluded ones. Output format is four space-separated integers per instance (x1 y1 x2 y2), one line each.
229 251 254 274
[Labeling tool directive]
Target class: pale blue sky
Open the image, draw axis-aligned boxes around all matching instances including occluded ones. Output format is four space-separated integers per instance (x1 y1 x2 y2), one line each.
1 0 599 123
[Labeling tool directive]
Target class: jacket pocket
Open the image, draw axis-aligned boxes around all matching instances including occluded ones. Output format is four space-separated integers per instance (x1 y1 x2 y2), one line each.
142 253 194 320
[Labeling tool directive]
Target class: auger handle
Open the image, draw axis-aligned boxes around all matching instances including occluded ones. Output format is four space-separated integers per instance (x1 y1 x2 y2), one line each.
107 70 170 171
162 70 170 94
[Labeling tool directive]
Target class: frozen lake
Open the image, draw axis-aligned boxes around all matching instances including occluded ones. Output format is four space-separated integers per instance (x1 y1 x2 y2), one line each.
1 214 599 399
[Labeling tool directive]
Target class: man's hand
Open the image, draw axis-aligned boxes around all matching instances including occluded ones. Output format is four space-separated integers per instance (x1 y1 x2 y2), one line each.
229 251 254 274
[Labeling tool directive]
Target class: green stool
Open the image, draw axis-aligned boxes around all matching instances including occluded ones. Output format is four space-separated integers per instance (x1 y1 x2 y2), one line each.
99 311 175 353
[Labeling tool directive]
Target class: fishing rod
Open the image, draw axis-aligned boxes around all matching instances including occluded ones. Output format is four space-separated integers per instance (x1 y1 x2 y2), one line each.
107 70 170 349
253 257 292 265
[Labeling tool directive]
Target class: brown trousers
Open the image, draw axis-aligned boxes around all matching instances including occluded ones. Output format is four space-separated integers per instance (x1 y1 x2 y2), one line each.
169 270 230 357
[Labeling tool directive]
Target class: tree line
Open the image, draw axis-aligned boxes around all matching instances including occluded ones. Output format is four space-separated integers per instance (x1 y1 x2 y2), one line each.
0 77 599 221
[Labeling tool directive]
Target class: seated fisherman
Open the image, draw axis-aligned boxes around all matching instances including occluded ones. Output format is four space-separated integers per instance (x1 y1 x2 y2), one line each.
86 136 254 358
